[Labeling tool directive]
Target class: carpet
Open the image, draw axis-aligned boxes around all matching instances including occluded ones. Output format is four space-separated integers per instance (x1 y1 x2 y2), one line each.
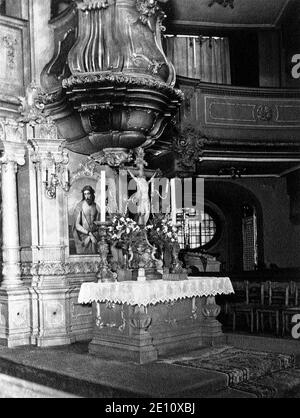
232 368 300 398
173 346 295 385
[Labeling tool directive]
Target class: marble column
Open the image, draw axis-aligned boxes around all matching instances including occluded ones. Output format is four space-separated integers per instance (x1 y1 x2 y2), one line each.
1 159 22 288
0 121 31 347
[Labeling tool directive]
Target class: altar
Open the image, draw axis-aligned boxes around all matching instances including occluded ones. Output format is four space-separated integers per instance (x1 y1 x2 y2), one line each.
78 277 234 364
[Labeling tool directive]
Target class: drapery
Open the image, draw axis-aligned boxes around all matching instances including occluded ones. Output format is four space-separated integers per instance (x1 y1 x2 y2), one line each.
165 35 231 84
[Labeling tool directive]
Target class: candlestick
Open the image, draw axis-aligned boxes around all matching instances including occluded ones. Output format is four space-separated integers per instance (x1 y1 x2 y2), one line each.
100 170 106 222
65 168 69 183
170 178 177 225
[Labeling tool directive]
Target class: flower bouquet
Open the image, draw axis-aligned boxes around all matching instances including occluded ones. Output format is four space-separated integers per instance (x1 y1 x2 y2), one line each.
146 214 179 245
107 215 140 269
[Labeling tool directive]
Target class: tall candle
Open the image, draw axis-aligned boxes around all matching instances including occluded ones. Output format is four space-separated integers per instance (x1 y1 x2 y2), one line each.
170 178 177 225
65 167 69 183
100 170 106 223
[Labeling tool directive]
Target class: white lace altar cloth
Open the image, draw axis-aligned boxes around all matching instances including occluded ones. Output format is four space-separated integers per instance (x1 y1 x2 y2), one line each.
78 277 234 307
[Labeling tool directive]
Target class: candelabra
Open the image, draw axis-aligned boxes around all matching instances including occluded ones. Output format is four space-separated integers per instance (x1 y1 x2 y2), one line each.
43 152 70 199
95 222 116 283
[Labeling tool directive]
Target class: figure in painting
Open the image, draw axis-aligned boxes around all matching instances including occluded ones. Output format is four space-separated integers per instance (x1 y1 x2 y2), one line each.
73 185 100 254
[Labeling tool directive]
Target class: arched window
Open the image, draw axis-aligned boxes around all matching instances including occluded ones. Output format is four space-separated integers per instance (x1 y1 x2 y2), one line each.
177 207 220 250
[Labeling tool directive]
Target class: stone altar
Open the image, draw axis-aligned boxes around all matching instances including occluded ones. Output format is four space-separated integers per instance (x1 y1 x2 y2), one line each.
78 277 234 364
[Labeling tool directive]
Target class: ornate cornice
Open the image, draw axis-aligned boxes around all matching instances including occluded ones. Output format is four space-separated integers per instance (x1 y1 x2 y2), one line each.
63 72 184 101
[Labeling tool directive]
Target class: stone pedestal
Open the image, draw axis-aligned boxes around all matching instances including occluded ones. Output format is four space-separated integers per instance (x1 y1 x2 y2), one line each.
0 288 31 347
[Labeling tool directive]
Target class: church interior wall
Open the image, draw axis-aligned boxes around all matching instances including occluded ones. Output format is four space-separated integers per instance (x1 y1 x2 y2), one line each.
233 177 300 269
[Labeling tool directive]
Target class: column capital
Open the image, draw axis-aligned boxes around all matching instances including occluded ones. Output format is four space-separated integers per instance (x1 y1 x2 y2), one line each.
27 138 69 166
0 119 26 167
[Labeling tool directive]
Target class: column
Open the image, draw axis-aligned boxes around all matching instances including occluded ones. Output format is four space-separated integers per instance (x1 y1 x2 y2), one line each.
1 159 22 288
0 120 31 347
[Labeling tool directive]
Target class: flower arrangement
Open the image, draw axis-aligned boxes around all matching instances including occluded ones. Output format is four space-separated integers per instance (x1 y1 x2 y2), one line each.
146 214 179 245
108 215 140 244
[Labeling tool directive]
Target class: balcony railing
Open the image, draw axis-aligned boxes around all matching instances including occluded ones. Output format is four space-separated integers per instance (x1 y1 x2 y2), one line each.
178 76 300 142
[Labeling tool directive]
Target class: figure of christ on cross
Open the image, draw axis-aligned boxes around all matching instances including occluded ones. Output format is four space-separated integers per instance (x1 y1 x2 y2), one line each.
128 165 157 226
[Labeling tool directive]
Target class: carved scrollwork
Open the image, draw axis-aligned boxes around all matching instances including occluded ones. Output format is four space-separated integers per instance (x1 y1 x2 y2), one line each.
71 158 99 183
172 127 207 171
91 149 134 167
136 0 160 27
18 83 48 124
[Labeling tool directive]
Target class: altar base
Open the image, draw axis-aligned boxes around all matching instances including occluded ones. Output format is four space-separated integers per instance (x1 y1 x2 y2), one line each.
88 296 223 364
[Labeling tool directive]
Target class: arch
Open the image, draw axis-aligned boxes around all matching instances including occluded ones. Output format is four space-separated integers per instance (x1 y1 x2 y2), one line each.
203 180 264 272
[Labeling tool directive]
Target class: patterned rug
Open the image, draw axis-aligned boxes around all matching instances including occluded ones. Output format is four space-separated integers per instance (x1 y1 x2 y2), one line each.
232 368 300 398
173 346 295 385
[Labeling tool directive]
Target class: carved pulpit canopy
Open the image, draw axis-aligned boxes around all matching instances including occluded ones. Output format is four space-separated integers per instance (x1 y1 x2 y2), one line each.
42 0 183 159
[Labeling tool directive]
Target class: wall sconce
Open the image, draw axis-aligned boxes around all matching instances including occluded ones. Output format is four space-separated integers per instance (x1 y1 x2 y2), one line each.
43 152 70 199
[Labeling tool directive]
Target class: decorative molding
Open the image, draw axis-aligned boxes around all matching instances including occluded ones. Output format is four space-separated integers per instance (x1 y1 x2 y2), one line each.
62 73 184 101
29 261 101 276
255 104 273 122
91 148 134 168
77 0 109 11
1 34 17 69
